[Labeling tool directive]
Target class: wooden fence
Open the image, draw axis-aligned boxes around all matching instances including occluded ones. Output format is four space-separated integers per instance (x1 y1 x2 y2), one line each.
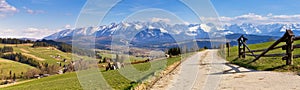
237 30 300 65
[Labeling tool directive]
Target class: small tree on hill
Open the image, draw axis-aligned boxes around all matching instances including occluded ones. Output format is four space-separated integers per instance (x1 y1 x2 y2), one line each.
13 73 16 82
167 47 181 56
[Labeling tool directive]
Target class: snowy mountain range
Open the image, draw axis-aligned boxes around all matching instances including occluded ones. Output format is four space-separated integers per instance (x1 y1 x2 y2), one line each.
44 22 210 40
43 22 300 49
44 22 300 40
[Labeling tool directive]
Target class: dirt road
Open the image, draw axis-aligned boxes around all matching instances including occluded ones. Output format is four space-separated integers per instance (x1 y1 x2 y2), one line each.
151 50 300 90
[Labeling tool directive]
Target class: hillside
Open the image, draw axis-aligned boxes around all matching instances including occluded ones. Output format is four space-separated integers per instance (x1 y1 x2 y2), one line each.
0 44 72 65
226 39 300 72
0 58 36 78
1 56 183 90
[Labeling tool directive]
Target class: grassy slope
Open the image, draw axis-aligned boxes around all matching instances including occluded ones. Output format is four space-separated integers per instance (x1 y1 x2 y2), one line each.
0 43 193 89
98 53 147 62
0 44 72 65
2 56 182 90
1 44 146 65
0 58 36 77
2 72 82 90
226 40 300 72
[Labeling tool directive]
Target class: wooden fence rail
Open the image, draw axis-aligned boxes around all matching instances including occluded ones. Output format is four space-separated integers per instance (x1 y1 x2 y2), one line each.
237 30 300 65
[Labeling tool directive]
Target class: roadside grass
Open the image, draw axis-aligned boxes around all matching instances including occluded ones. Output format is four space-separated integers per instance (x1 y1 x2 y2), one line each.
226 40 300 72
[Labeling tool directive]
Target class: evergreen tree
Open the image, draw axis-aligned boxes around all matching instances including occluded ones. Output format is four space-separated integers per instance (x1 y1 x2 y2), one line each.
13 73 16 81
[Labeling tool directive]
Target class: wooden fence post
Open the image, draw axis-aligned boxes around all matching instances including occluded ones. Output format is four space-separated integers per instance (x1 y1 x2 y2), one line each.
286 30 294 65
238 38 241 58
226 42 230 57
242 37 246 58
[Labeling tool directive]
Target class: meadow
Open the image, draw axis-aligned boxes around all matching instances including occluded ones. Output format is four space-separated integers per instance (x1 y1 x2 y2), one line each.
0 42 195 89
226 40 300 72
1 56 182 90
0 58 36 78
0 44 72 65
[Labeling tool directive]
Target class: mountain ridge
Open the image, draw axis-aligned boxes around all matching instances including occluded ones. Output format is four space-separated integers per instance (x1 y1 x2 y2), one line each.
43 22 297 49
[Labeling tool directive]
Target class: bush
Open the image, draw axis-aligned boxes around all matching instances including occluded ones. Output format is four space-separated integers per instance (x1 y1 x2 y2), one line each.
2 53 41 67
167 47 181 56
24 69 41 79
40 64 61 75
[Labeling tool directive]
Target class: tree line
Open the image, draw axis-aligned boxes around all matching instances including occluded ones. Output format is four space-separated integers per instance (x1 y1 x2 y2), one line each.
0 46 13 53
1 53 41 67
33 39 94 56
0 38 33 44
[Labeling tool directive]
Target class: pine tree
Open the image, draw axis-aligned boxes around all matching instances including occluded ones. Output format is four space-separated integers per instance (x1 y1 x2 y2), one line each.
13 73 16 82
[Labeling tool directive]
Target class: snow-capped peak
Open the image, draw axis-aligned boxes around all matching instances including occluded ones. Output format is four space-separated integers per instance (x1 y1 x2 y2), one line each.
200 24 212 32
44 22 300 40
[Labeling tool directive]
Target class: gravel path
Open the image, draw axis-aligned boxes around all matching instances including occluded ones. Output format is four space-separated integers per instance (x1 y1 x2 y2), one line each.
151 49 300 90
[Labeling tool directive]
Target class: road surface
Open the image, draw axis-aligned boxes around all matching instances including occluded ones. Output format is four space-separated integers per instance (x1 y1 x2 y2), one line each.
151 50 300 90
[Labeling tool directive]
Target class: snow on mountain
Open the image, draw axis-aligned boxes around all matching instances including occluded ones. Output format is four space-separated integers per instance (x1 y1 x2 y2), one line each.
44 26 100 40
44 22 300 41
200 24 212 32
222 23 300 36
44 22 208 40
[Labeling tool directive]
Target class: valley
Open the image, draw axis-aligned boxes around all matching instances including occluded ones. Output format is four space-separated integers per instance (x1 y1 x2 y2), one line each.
0 38 191 89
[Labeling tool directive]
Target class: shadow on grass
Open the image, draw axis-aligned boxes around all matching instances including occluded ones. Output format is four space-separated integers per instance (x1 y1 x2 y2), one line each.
230 57 258 70
264 65 286 71
230 57 294 72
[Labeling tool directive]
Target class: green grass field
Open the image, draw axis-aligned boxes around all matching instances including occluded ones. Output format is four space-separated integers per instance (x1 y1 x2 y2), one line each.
0 44 148 65
0 58 36 78
0 44 72 65
1 56 183 90
2 72 82 90
226 40 300 72
0 43 195 90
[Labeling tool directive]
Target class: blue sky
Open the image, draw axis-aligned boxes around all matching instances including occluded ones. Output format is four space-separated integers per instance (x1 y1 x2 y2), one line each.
212 0 300 16
1 0 300 39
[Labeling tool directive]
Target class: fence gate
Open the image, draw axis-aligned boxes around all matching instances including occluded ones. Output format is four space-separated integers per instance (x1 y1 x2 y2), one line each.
237 30 300 65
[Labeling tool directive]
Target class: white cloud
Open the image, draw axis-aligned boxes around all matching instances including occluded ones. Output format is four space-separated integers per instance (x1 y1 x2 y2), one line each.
64 24 72 29
22 28 59 39
0 29 15 37
200 13 300 25
151 17 170 23
26 9 34 14
0 27 59 39
0 0 18 17
23 7 45 14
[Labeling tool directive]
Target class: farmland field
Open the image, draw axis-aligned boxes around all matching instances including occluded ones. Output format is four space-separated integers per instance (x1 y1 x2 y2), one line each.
1 56 183 90
0 43 194 90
